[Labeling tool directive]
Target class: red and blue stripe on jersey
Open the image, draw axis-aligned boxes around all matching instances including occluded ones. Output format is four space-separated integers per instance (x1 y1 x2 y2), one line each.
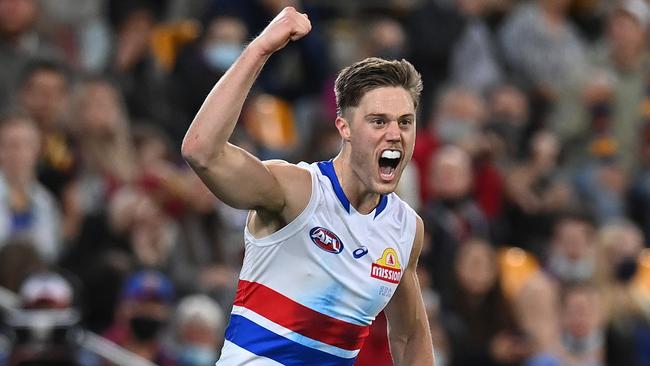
225 280 370 365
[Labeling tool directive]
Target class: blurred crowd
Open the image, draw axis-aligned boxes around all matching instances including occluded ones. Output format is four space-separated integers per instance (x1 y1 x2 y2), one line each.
0 0 649 365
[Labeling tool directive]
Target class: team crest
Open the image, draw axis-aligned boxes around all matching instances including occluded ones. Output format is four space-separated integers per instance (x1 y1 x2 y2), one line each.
371 248 402 284
309 227 344 254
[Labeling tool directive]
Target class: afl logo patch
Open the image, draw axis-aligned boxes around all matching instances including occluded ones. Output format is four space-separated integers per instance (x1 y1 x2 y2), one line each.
309 227 344 254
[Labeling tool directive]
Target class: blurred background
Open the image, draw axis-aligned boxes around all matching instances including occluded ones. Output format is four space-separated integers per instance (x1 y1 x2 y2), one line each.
0 0 649 365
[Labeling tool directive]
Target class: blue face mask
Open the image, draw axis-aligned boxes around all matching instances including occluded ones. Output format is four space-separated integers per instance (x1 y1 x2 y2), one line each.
178 345 217 366
204 43 243 71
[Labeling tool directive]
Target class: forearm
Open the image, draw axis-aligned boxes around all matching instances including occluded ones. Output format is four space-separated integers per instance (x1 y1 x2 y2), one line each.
390 324 435 365
181 42 269 166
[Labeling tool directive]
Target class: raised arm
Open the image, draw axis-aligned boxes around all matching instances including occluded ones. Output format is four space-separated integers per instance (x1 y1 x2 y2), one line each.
181 7 312 213
385 216 435 365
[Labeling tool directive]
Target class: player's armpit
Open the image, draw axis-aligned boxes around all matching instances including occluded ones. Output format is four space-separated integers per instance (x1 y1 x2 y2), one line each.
385 216 435 366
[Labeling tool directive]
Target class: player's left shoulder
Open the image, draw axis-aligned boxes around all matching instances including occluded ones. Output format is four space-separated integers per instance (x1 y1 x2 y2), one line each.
383 192 418 220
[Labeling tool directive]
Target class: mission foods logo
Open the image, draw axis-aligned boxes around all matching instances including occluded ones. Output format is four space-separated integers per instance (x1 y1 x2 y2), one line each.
310 227 344 254
371 248 402 284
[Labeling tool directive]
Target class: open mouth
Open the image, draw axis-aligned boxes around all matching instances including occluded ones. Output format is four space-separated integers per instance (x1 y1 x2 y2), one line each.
378 149 401 181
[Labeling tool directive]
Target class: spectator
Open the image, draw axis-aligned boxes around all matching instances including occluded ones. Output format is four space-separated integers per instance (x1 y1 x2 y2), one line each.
592 0 649 174
103 270 179 366
572 145 628 224
16 59 82 244
474 84 530 226
432 87 487 153
552 0 649 174
525 284 605 366
132 124 189 218
595 221 650 366
499 0 587 97
17 58 78 201
514 272 562 361
174 294 225 366
64 187 178 334
71 77 137 213
503 130 574 257
167 171 238 304
413 86 486 202
559 285 604 366
38 0 111 72
108 187 179 269
171 15 248 143
545 212 597 285
107 0 179 146
208 0 329 101
421 145 490 298
0 113 61 263
443 238 530 366
0 0 61 113
7 271 81 365
484 84 529 164
451 0 503 94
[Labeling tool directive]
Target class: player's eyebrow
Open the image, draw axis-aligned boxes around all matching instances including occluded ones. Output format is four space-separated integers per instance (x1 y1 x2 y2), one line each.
364 113 414 119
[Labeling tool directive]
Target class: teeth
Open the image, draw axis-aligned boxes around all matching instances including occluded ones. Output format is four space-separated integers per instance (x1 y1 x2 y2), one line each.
381 150 401 159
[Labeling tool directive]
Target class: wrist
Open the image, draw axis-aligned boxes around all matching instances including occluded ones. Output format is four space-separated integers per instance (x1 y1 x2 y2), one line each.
246 39 274 59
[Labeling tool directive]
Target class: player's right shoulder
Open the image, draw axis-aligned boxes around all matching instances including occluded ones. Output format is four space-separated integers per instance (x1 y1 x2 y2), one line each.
263 160 312 181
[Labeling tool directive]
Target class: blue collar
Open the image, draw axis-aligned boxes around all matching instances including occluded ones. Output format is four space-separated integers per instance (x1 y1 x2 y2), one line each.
317 160 388 218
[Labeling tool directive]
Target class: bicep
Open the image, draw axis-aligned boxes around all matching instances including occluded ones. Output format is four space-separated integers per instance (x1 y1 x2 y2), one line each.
189 143 288 211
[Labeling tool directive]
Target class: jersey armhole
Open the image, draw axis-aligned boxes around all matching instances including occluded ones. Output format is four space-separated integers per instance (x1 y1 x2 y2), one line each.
244 163 319 247
403 204 419 268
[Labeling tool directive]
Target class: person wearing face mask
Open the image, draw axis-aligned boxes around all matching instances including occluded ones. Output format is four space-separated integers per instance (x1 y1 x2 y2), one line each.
201 17 247 73
594 221 650 366
421 146 490 299
171 15 248 143
174 294 224 366
558 285 604 366
525 284 605 366
545 212 597 285
412 86 486 204
102 270 179 366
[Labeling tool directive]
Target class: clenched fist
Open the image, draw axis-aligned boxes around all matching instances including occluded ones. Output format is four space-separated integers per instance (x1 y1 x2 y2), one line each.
250 7 312 56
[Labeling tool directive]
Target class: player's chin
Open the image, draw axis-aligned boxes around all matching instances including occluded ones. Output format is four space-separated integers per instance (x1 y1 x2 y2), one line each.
374 176 400 195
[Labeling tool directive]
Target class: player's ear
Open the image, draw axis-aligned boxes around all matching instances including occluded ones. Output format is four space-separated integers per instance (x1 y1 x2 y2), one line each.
335 116 351 142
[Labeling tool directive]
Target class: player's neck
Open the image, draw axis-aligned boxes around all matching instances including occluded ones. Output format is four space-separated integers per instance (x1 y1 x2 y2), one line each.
332 155 381 215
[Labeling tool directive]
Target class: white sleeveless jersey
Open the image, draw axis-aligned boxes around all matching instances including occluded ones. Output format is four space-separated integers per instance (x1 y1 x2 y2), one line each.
216 160 418 366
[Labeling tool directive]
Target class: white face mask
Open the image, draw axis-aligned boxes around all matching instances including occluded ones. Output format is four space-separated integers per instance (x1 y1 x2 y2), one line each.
435 118 476 143
178 345 218 366
548 252 595 282
204 42 243 71
562 330 603 355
